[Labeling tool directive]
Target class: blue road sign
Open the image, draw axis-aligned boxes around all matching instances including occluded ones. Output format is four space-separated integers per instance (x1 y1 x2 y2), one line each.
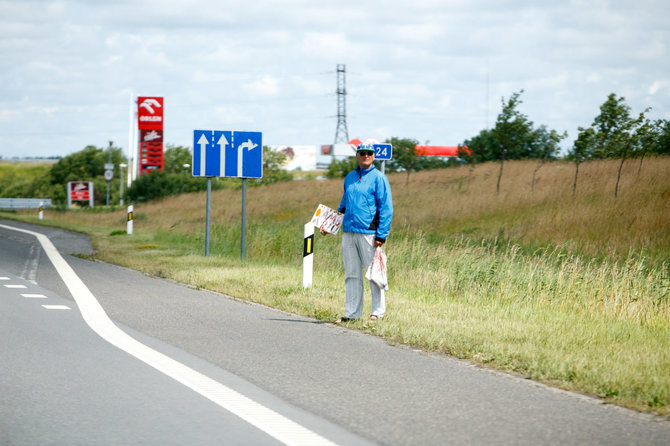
373 144 392 160
234 131 263 178
193 130 262 178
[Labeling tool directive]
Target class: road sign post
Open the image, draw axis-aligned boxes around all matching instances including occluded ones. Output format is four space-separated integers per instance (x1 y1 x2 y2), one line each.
241 179 247 261
104 163 114 206
192 130 262 258
205 178 211 256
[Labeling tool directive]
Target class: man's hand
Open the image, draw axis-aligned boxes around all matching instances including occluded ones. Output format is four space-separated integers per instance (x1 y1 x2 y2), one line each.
320 228 328 236
374 240 384 247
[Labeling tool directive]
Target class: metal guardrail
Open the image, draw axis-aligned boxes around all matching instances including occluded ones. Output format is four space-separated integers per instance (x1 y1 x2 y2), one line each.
0 198 52 209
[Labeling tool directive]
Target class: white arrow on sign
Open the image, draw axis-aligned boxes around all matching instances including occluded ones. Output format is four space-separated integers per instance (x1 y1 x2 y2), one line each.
197 133 209 176
216 133 229 178
237 139 258 177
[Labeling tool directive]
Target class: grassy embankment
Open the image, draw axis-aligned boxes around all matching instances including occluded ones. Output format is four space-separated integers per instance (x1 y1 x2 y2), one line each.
0 160 52 197
3 157 669 416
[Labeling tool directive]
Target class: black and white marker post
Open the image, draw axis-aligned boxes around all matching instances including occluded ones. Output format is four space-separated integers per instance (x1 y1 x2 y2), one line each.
303 222 314 288
127 205 134 235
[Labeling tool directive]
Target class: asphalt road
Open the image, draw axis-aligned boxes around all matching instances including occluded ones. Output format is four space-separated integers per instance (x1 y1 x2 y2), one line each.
1 219 669 445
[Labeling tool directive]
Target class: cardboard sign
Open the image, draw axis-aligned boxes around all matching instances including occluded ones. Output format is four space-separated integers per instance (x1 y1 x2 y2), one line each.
310 204 343 234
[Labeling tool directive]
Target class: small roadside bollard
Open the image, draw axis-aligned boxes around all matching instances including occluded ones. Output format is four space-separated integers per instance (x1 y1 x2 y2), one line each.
39 202 44 220
302 222 314 288
127 205 134 235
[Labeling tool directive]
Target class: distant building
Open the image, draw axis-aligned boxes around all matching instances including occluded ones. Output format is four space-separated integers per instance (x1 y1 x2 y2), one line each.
268 145 317 171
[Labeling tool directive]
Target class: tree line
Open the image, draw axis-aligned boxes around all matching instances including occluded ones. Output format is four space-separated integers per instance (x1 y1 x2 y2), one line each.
330 90 667 197
1 144 291 206
462 90 669 197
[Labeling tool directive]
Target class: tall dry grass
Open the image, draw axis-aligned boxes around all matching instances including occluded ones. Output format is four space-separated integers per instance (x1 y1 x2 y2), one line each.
52 156 669 264
391 157 670 262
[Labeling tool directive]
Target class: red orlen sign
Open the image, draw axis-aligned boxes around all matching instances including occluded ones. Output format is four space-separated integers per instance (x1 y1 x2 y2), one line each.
70 182 91 201
137 96 164 130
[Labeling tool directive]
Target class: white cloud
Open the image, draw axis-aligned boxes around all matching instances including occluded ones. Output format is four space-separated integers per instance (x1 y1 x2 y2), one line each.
244 75 280 97
648 80 666 95
0 0 668 157
586 73 601 83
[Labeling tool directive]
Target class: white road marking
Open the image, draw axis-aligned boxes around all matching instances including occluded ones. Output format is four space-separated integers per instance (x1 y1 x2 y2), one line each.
4 284 27 289
42 305 71 310
0 223 338 446
22 294 47 298
0 276 10 280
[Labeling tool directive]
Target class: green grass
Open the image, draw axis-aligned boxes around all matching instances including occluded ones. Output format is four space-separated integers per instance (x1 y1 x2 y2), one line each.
0 160 52 198
3 157 669 416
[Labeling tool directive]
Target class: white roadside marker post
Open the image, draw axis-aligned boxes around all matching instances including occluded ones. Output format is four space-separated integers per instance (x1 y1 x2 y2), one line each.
127 205 134 235
303 222 314 288
39 202 44 220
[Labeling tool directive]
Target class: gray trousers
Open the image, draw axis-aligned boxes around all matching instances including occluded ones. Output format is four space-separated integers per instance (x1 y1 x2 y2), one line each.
341 232 386 319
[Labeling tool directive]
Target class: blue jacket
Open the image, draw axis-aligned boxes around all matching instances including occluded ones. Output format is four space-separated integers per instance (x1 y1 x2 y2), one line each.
338 165 393 242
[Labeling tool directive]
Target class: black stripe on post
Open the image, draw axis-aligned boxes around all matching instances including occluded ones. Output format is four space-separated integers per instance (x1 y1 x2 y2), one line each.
303 234 314 257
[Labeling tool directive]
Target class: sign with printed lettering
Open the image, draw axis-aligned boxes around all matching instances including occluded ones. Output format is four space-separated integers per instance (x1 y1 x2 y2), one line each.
137 97 164 130
310 204 343 234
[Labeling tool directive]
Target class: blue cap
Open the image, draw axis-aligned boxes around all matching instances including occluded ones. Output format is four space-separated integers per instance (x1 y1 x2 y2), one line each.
356 143 374 152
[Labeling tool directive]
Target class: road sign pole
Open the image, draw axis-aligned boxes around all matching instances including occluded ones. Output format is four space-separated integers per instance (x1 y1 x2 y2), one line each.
374 144 392 175
205 178 211 256
241 178 246 261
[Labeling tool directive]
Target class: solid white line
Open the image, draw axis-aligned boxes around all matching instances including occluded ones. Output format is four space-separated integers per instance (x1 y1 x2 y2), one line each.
42 304 71 310
22 294 47 298
0 223 337 446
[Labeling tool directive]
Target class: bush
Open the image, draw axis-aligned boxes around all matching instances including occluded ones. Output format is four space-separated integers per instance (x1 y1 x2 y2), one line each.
125 172 218 202
326 157 358 178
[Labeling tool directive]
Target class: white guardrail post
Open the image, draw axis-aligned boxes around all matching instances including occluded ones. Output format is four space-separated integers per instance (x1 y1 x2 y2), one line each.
302 222 314 288
127 205 134 235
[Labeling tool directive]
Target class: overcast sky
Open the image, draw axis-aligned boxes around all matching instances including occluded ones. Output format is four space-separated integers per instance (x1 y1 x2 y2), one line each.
1 0 668 160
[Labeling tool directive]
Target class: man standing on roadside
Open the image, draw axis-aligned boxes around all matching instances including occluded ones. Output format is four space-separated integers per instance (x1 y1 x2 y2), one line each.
321 142 393 323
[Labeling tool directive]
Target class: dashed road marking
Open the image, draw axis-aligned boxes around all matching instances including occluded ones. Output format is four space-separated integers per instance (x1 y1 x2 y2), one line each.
42 304 71 310
4 284 27 289
22 293 47 298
